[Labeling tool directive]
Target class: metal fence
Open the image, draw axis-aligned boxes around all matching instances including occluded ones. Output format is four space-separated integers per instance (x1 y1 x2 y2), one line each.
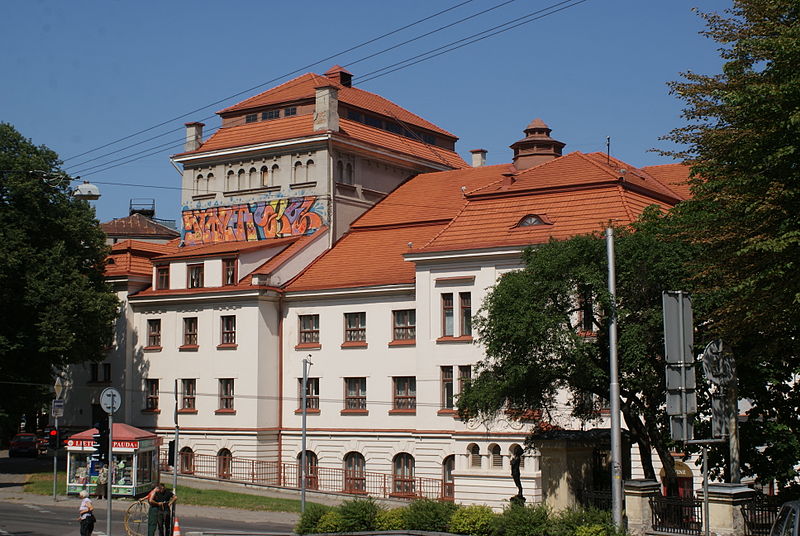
159 449 447 500
650 495 703 535
577 489 613 511
742 497 782 536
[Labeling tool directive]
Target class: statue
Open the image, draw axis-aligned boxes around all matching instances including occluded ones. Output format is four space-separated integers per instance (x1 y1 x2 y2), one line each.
510 446 525 505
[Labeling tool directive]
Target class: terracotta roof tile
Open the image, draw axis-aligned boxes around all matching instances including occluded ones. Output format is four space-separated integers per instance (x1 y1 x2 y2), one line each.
251 227 327 276
218 71 456 138
104 240 178 278
101 213 179 239
287 224 445 292
155 236 300 261
641 163 692 200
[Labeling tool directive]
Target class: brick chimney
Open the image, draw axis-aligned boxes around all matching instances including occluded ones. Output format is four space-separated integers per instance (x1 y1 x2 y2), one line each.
324 65 353 88
313 84 340 132
510 119 565 170
184 122 205 152
470 149 487 167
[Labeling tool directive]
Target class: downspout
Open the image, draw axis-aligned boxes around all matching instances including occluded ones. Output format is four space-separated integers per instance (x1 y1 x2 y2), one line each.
328 135 335 248
277 293 284 468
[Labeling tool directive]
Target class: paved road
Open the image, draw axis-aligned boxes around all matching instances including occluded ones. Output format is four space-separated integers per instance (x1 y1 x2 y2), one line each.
0 450 298 535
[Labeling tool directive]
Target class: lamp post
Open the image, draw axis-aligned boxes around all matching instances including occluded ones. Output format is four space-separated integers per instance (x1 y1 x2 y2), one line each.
300 355 313 513
606 228 623 528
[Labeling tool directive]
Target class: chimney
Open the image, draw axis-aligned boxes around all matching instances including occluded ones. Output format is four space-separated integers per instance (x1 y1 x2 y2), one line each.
184 122 205 152
510 118 565 170
313 84 340 132
324 65 353 88
470 149 487 167
502 172 516 189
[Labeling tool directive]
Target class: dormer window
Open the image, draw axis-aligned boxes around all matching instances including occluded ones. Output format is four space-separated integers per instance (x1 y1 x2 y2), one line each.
245 113 257 123
515 214 551 228
156 266 170 290
284 107 297 117
262 109 280 120
187 264 204 289
223 258 237 286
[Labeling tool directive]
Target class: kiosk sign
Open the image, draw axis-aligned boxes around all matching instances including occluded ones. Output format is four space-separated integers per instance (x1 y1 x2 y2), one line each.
100 387 121 415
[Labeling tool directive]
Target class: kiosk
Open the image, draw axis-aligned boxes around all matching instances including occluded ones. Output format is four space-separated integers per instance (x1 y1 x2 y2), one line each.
65 423 161 496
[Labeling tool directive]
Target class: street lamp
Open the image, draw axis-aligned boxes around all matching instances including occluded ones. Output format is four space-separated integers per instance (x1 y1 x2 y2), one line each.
72 179 101 200
300 354 313 513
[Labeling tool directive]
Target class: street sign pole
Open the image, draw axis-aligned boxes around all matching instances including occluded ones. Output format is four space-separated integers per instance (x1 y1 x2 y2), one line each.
52 377 64 503
100 387 121 536
52 414 58 502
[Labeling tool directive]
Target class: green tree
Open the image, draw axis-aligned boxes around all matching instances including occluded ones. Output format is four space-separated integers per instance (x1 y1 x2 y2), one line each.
0 123 118 440
458 209 700 483
663 1 800 485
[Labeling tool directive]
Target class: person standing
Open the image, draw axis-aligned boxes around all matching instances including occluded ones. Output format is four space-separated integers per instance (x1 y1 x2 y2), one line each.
77 490 96 536
96 464 108 500
146 482 176 536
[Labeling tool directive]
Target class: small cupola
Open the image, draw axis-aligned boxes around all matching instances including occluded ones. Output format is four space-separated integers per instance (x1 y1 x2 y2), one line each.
324 65 353 88
510 118 565 170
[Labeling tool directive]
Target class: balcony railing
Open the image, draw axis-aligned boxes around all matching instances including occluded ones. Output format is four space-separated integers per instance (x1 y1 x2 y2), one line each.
160 449 447 500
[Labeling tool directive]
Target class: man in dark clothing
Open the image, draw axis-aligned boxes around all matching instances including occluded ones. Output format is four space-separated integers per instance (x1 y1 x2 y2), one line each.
146 482 175 536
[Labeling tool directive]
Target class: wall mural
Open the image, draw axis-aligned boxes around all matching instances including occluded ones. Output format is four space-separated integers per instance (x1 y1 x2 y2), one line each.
181 196 324 246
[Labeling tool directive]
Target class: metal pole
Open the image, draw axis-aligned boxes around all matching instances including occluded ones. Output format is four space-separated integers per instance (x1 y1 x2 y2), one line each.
52 416 58 501
606 228 623 528
173 379 179 519
301 356 310 513
677 291 688 444
107 412 113 536
727 367 741 483
703 445 710 536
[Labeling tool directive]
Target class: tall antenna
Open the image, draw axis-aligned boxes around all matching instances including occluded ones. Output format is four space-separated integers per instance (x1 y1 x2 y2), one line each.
606 136 611 165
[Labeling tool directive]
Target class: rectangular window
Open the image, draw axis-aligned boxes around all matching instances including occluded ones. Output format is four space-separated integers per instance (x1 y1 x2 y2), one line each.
578 285 594 333
392 309 416 341
89 363 99 383
219 379 234 410
460 292 472 336
102 363 111 383
299 378 320 410
146 379 159 410
245 113 257 123
344 312 366 342
441 366 454 409
262 109 280 120
222 258 237 286
181 379 196 410
459 365 472 395
183 317 198 346
187 264 204 288
156 266 169 290
422 132 436 145
345 378 367 410
221 315 236 345
147 319 161 347
299 314 320 344
393 377 416 410
365 115 382 128
284 107 297 117
442 294 454 336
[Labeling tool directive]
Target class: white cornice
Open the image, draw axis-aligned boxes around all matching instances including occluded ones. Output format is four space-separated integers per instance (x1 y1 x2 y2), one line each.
286 283 414 300
332 136 455 171
129 289 262 306
173 135 331 163
404 246 527 263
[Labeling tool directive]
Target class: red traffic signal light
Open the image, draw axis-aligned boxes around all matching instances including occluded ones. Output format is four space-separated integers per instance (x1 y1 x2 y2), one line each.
48 428 60 449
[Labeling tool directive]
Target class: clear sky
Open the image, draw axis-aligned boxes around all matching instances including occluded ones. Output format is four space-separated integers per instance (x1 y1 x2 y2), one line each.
1 0 730 223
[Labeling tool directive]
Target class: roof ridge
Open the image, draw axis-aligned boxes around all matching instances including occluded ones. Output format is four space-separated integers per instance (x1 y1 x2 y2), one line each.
421 200 470 250
573 151 626 181
218 72 325 114
616 183 636 223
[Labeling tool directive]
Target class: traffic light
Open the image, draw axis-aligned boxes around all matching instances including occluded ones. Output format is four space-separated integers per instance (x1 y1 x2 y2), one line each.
93 420 109 463
48 428 60 449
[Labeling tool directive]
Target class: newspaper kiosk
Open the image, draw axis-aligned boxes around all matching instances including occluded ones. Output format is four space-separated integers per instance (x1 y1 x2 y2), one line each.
65 423 160 497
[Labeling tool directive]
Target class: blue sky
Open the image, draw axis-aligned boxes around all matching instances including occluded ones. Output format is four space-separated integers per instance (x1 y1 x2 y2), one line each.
1 0 730 223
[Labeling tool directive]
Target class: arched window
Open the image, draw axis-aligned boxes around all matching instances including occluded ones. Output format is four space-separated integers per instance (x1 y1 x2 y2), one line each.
392 453 415 495
249 167 258 189
343 451 366 493
260 166 269 187
442 455 455 499
293 161 303 183
468 444 481 468
205 173 214 194
297 450 318 489
217 448 232 479
510 444 525 468
237 169 246 190
194 174 203 195
271 164 281 183
345 162 354 184
179 446 194 474
336 160 344 181
226 170 235 191
489 444 502 468
305 159 315 182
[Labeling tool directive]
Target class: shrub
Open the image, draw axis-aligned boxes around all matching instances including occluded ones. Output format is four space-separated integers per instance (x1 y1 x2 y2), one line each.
376 507 407 530
450 504 496 536
550 508 614 536
575 524 610 536
295 503 333 534
491 503 550 536
338 497 381 532
315 510 345 534
404 498 459 532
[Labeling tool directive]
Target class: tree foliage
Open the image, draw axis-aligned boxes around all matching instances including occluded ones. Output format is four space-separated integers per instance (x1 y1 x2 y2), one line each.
663 1 800 485
0 123 118 437
459 209 700 482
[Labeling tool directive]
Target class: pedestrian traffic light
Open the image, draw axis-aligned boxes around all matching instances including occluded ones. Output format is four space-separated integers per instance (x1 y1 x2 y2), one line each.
93 420 109 463
168 440 175 466
48 428 60 449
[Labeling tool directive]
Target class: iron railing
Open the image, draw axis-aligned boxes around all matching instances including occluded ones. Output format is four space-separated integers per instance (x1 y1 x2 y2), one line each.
160 449 448 500
742 496 782 536
577 489 613 511
650 495 703 535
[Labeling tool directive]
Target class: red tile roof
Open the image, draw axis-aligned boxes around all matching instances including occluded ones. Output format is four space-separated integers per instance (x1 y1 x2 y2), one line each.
154 236 300 261
218 72 456 138
101 213 179 239
105 240 177 278
287 223 445 292
641 163 692 200
251 227 327 276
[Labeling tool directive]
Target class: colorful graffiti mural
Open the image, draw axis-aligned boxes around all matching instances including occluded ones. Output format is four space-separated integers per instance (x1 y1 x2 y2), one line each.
181 196 324 246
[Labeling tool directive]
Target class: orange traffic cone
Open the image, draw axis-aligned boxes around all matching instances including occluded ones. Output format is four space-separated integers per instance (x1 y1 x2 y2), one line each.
172 516 182 536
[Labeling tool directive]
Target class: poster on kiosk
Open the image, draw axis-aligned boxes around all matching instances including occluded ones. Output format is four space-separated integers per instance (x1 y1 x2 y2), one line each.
65 423 161 496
